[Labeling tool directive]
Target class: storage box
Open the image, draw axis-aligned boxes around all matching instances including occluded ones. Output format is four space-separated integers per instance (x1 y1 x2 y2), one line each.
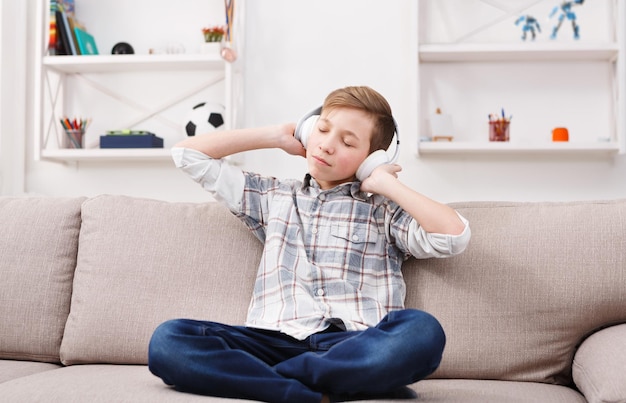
100 133 164 148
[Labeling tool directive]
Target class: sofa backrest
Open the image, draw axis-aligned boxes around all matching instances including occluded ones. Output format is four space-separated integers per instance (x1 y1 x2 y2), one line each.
403 200 626 386
0 197 85 363
51 195 626 389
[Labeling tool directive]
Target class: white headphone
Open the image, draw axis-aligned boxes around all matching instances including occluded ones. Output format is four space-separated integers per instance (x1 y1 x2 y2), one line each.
294 106 400 181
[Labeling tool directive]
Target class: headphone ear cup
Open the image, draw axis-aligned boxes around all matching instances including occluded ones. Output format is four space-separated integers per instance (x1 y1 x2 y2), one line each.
356 149 390 181
295 106 322 149
295 115 318 149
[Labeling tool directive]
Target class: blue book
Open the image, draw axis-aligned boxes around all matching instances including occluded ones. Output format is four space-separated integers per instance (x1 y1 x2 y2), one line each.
74 27 99 55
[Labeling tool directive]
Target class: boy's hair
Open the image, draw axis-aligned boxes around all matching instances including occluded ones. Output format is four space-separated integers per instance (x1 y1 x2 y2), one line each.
322 86 396 154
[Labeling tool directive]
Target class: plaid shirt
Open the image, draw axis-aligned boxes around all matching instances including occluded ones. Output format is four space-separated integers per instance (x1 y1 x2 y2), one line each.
173 148 470 340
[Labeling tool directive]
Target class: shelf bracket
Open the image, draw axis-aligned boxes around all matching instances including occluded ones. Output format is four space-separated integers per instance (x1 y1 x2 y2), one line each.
42 69 64 149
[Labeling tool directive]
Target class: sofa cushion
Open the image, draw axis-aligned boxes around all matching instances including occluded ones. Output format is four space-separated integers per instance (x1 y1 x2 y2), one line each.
403 199 626 385
0 360 61 384
0 365 225 402
60 195 262 365
0 197 84 363
413 379 585 403
572 323 626 403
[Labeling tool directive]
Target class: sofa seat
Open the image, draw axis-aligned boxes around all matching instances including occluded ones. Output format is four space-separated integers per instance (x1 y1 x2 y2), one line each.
0 360 61 384
413 379 585 402
0 364 586 402
0 365 217 402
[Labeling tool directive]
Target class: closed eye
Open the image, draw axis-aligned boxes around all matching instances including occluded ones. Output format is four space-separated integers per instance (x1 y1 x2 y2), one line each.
318 125 329 133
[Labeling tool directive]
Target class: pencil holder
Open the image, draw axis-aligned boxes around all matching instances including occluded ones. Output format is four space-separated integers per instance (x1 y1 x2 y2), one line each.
489 120 510 142
64 129 84 149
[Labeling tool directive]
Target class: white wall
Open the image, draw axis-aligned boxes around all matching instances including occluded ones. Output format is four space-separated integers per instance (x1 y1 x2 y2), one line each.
1 1 3 191
0 1 26 195
15 0 626 202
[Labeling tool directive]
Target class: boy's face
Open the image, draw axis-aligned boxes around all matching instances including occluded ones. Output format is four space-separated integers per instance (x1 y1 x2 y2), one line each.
306 107 373 190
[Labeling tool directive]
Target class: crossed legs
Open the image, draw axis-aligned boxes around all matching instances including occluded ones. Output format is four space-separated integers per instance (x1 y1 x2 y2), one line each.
148 309 445 403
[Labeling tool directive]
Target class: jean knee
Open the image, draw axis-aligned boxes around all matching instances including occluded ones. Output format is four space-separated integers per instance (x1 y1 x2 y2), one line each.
413 309 445 344
388 309 446 360
406 309 445 337
149 319 180 349
148 319 185 376
400 309 446 381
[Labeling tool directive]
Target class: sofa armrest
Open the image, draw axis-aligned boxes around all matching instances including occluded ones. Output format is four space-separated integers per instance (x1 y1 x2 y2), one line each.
572 324 626 403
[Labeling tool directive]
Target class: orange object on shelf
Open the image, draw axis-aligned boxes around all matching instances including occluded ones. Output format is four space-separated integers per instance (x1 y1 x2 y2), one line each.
552 127 569 142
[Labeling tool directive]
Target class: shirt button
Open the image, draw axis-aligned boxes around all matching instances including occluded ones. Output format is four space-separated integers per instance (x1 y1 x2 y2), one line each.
316 288 325 296
318 194 325 201
352 234 359 242
311 227 318 234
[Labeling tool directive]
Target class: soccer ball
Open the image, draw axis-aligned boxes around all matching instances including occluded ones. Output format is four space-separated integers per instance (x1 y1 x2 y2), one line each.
184 102 225 136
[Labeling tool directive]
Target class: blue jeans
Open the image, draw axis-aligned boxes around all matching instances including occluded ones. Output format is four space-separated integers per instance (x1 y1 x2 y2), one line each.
148 309 445 403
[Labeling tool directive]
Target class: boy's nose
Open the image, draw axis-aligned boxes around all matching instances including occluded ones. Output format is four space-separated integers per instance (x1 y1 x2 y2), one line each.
319 137 335 154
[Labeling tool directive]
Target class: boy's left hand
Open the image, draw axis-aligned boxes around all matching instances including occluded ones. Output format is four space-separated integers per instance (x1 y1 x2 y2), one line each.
360 163 402 195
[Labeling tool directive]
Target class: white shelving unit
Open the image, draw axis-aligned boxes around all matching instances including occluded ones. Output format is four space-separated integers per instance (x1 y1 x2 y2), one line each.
33 0 243 163
42 54 227 74
417 141 619 156
419 42 620 62
38 148 173 162
417 0 625 157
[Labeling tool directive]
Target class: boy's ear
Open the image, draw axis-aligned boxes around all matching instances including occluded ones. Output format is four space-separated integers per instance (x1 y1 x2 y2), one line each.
295 106 322 149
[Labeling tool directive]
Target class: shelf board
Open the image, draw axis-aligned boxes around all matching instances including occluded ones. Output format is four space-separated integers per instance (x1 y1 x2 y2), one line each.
417 141 620 155
41 148 173 162
43 54 226 73
419 42 619 62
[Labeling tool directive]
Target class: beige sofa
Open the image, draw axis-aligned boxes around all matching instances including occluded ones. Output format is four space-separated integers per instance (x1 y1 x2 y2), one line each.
1 194 625 402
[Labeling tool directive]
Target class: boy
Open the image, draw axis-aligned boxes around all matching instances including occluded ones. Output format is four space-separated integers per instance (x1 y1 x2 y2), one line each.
149 86 470 402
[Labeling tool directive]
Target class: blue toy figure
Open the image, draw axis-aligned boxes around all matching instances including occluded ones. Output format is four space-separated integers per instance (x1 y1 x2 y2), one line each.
549 0 585 40
515 15 541 41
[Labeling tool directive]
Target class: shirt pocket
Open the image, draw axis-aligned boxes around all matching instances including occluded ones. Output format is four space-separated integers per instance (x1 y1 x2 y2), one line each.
328 222 383 278
330 222 377 244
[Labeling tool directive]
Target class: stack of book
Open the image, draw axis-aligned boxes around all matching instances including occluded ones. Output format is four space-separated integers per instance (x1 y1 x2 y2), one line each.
50 0 99 56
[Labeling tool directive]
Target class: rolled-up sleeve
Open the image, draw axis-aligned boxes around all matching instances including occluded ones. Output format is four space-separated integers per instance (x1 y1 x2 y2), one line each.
407 212 471 258
171 147 245 213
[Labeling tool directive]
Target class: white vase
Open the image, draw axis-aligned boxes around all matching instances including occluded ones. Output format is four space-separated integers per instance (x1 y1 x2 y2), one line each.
199 42 221 55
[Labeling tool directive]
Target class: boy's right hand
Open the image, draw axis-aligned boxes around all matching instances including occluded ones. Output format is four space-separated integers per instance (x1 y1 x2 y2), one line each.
360 163 402 195
278 123 306 157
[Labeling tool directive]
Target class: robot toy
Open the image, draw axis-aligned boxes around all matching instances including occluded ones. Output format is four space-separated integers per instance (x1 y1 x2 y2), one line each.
515 15 541 41
549 0 585 40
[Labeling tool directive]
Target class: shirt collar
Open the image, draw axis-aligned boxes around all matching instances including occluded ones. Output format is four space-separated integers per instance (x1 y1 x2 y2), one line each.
302 174 369 201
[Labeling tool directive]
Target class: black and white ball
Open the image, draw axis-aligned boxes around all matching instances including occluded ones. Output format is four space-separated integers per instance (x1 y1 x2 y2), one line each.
184 102 225 136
